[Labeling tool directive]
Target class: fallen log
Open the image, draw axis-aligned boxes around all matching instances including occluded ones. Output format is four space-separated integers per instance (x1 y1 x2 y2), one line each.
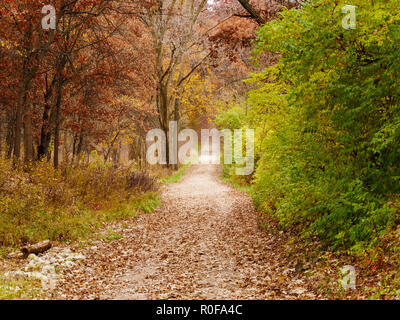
21 240 52 258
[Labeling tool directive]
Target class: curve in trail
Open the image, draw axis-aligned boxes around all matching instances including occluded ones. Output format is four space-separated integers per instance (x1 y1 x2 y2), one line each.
54 165 317 299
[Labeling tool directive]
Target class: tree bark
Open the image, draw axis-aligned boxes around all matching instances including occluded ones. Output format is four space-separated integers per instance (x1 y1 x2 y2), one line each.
172 95 181 171
37 101 52 160
157 84 170 166
37 74 56 160
21 240 52 258
53 79 63 169
236 0 266 25
13 76 30 163
23 109 34 162
5 112 14 159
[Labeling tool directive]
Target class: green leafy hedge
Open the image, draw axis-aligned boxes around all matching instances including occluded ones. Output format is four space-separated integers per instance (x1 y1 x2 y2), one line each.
221 0 400 249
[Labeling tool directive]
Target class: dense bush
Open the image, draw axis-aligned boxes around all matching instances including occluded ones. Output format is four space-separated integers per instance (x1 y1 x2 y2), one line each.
220 0 400 249
0 157 159 247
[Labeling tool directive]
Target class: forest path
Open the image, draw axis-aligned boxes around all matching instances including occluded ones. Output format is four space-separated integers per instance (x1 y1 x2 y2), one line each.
54 164 316 299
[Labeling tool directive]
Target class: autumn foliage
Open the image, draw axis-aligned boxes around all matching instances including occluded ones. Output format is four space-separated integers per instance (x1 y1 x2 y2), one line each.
0 0 156 167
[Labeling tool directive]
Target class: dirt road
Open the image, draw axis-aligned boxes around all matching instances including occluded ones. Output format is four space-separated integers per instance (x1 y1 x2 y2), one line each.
53 164 317 299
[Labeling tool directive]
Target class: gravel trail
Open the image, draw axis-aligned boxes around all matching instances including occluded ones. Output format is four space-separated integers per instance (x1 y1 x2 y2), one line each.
53 164 317 299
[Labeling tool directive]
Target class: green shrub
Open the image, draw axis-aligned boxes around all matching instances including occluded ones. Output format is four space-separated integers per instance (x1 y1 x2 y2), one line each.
221 0 400 249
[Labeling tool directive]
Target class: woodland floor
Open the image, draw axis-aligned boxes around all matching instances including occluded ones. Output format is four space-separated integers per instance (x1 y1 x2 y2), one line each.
48 164 327 300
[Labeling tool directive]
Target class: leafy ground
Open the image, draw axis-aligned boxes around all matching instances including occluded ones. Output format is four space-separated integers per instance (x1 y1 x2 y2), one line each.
42 163 377 300
47 164 316 299
224 166 400 299
2 163 399 299
0 192 160 300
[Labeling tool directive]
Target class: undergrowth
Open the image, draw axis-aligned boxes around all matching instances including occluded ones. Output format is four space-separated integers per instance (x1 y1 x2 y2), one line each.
162 162 191 184
0 156 159 249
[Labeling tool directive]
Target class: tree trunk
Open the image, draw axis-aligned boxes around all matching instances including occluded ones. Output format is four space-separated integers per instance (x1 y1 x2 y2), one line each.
63 130 69 165
172 97 181 171
13 77 30 163
74 133 84 166
37 104 52 160
21 240 52 258
53 80 63 169
23 109 34 162
158 84 170 167
5 112 14 159
236 0 265 25
141 136 146 169
0 117 3 157
37 84 54 160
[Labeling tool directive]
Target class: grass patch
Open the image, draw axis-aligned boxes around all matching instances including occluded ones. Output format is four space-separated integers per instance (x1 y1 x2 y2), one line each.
0 275 44 300
133 192 161 213
222 175 253 194
0 191 160 249
162 163 191 184
221 164 253 194
101 228 123 242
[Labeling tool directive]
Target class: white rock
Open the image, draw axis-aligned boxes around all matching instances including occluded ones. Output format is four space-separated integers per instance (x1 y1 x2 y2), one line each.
70 253 85 260
25 260 43 271
63 260 76 268
27 254 37 261
61 250 72 258
49 257 57 264
291 287 307 295
42 265 56 275
35 257 45 264
293 279 304 285
41 276 57 290
10 271 27 280
28 271 47 281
